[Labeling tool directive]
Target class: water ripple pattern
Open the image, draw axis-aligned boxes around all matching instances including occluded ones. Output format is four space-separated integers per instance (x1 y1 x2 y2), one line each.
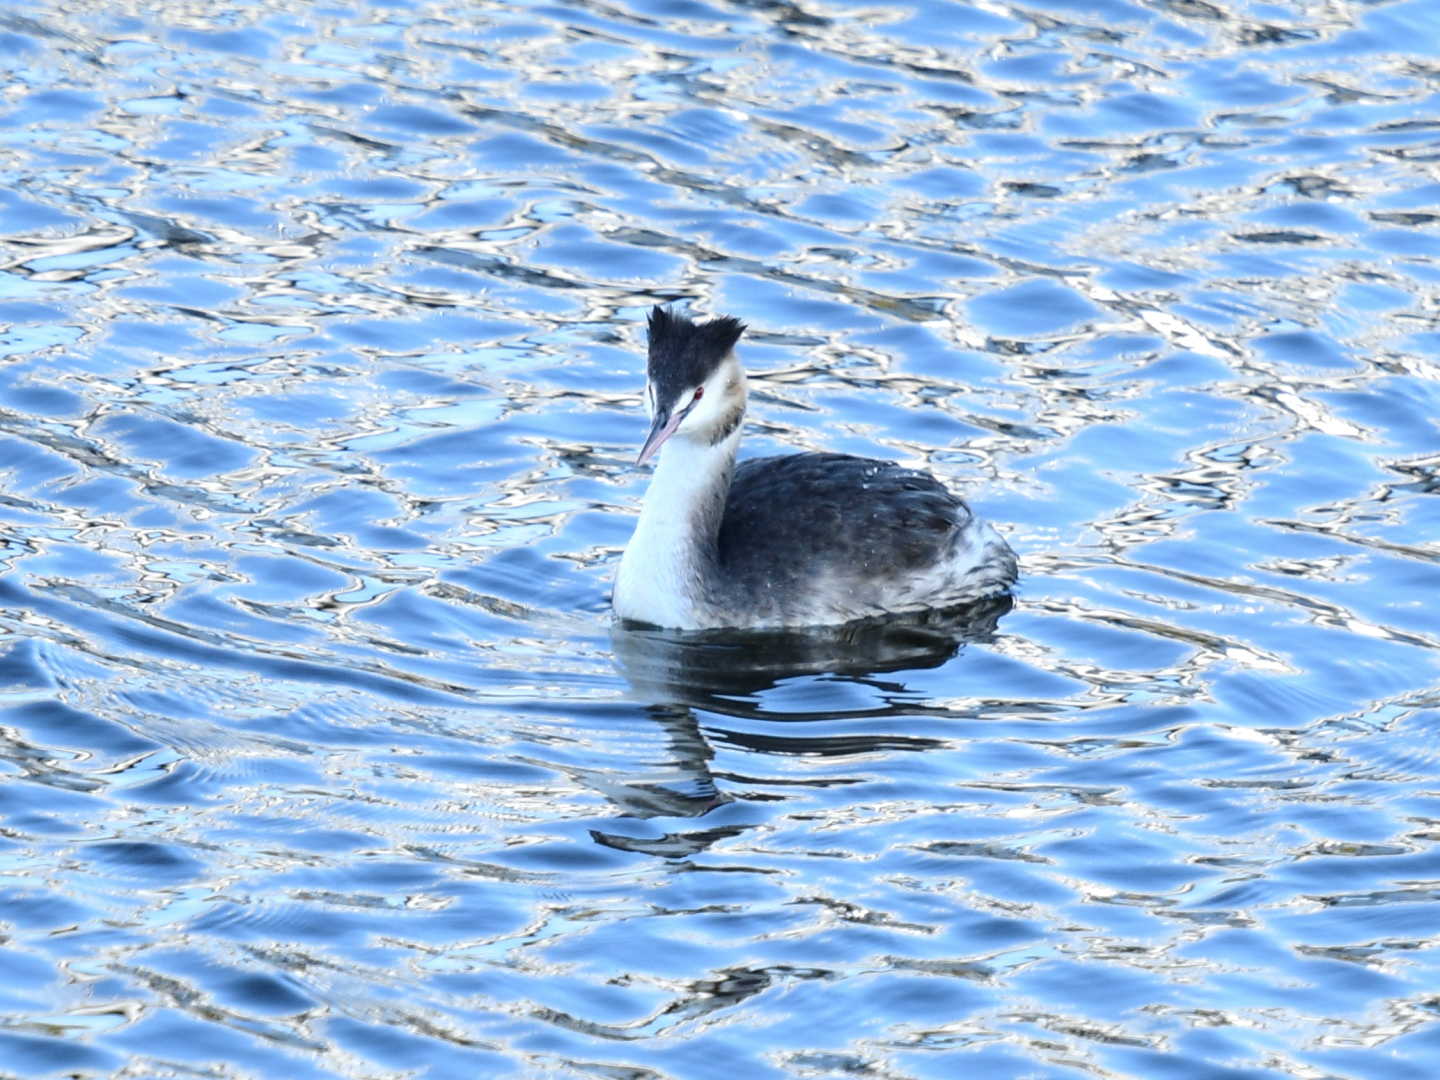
1 0 1438 1076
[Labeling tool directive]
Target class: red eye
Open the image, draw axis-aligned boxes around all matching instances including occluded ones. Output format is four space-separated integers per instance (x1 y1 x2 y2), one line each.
693 387 704 402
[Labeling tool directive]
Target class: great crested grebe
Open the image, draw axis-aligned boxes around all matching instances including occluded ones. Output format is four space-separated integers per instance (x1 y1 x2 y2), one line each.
613 307 1017 630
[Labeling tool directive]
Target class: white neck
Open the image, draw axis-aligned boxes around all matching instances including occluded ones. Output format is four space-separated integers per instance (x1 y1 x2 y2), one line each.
613 428 741 629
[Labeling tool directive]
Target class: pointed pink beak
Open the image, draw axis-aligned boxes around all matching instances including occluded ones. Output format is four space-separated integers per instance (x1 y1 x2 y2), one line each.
637 406 682 465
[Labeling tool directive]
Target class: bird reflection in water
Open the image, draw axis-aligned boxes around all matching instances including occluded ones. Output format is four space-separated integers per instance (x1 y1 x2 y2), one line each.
613 594 1013 710
593 596 1013 858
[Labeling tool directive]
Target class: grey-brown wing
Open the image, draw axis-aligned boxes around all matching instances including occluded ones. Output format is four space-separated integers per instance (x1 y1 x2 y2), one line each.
717 453 970 587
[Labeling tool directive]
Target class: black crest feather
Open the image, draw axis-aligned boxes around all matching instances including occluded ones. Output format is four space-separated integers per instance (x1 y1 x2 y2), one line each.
646 306 746 406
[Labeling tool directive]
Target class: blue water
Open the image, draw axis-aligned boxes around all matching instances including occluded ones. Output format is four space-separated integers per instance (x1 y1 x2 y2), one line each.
1 0 1439 1076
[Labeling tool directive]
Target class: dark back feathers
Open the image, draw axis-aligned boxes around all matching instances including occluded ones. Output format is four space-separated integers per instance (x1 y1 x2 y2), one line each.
718 453 970 585
647 306 746 407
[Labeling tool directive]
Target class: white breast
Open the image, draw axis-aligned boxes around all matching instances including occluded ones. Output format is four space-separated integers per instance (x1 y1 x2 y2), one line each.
613 432 736 629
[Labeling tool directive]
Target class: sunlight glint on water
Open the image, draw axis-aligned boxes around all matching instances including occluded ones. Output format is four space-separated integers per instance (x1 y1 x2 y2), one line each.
0 0 1439 1077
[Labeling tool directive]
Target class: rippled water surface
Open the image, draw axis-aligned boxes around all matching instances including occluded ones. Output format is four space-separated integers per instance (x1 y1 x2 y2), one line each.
2 0 1440 1076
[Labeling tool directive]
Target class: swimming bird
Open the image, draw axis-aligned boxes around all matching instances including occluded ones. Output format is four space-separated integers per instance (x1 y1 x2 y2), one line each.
613 307 1017 630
